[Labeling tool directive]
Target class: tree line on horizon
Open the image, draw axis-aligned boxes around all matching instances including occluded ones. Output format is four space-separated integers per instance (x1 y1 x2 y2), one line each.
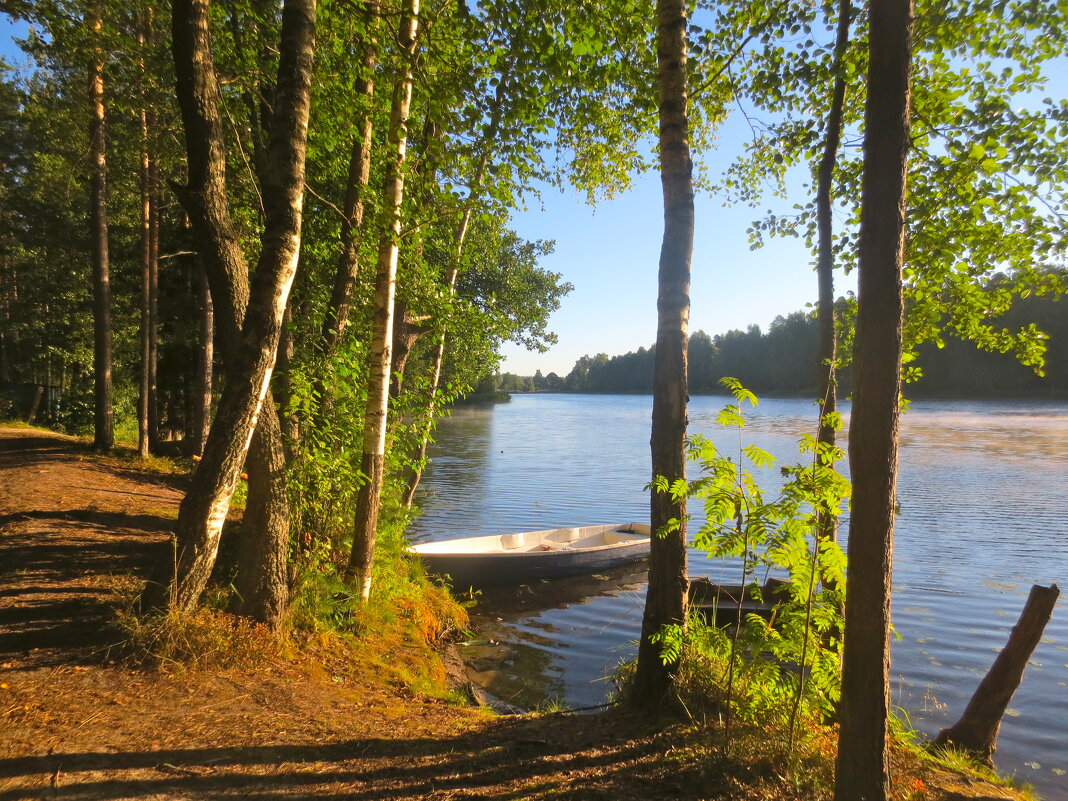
497 289 1068 398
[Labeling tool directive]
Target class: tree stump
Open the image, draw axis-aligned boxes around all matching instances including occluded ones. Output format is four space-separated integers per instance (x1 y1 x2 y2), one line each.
934 583 1060 764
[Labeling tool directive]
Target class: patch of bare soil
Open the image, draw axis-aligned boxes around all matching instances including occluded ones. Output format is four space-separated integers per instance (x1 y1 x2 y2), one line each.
0 427 1032 801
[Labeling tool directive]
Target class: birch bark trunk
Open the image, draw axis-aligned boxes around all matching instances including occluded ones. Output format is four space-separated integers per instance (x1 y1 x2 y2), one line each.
141 0 315 623
347 0 420 601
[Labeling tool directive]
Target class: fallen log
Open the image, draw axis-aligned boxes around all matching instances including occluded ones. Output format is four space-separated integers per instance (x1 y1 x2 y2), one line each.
934 583 1060 765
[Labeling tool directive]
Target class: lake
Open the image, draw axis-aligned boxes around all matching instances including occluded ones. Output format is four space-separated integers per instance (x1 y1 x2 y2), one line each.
409 393 1068 799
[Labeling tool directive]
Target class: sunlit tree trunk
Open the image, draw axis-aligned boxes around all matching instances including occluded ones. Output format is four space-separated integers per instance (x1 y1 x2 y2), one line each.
632 0 693 707
833 0 913 797
137 15 160 458
138 97 152 458
401 77 508 508
193 260 213 457
88 0 113 452
347 0 420 601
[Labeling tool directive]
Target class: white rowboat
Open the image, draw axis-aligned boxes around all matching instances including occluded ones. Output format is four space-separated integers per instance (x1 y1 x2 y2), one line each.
409 523 651 587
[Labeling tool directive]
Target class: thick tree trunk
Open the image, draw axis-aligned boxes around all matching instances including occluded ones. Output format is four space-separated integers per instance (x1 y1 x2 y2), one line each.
815 0 851 589
631 0 693 708
232 403 290 623
193 260 213 456
935 584 1059 763
142 0 315 621
347 0 419 601
88 2 113 452
833 0 913 799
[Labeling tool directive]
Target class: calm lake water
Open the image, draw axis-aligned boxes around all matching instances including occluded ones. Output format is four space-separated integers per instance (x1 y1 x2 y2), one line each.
409 394 1068 799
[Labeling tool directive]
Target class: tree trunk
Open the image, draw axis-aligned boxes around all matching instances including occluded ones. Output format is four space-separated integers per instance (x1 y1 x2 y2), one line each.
320 1 378 361
631 0 694 708
148 142 161 452
141 0 315 621
935 584 1059 764
833 0 913 798
231 403 290 623
347 0 419 601
139 98 152 459
88 0 113 452
193 260 213 456
389 302 430 398
815 0 851 591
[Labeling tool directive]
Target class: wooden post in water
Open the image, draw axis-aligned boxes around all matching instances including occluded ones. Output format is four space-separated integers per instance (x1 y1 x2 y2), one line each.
934 583 1060 764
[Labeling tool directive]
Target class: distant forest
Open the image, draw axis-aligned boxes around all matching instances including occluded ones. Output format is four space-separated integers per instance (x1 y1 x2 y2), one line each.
496 294 1068 399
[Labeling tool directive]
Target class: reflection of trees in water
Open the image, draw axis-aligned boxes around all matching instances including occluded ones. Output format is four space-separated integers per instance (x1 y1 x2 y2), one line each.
471 561 650 617
408 407 494 528
461 562 651 710
461 635 564 711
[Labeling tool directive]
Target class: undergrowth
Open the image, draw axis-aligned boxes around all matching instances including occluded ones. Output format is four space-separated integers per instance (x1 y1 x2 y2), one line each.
288 511 469 698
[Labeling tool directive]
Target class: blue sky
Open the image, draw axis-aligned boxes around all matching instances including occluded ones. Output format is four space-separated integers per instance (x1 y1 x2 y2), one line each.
501 144 844 376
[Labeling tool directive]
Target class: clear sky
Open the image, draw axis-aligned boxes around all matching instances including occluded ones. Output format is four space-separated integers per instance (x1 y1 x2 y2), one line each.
500 137 850 376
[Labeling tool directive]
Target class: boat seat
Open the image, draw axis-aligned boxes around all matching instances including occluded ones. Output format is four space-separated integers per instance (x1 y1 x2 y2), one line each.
552 527 581 542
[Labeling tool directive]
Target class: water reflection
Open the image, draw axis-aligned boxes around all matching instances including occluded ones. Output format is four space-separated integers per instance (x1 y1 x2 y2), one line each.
413 395 1068 799
460 562 650 710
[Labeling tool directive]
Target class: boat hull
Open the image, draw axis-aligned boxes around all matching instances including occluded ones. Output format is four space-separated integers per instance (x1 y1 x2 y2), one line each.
411 523 651 587
687 577 791 627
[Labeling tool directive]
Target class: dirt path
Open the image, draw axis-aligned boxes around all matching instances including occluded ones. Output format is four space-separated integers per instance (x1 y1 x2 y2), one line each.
0 428 712 801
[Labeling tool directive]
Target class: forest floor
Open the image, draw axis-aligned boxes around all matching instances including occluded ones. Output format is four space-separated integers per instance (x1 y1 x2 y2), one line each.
0 426 1032 801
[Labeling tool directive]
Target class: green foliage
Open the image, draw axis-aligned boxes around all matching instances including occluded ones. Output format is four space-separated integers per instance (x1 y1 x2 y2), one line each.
651 380 849 742
722 0 1068 377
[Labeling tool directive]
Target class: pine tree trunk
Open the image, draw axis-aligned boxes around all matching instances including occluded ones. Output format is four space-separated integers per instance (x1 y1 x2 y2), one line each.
142 0 315 619
833 0 913 798
347 0 419 601
88 1 113 452
632 0 693 708
815 0 851 590
148 145 161 451
139 99 152 459
193 260 213 456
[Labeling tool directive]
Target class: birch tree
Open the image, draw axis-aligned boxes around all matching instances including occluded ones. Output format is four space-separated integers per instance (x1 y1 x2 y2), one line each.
141 0 316 619
346 0 419 601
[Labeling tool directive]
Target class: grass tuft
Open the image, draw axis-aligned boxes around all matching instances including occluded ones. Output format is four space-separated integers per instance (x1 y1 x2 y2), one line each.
114 607 281 672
